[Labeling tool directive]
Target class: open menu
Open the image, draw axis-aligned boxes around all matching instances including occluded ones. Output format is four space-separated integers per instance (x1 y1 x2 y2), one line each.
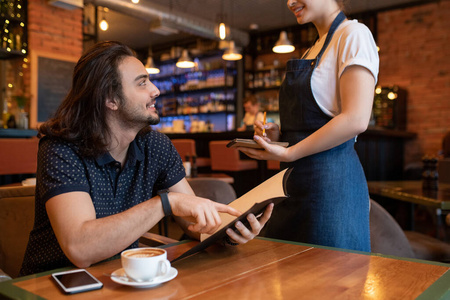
171 167 292 262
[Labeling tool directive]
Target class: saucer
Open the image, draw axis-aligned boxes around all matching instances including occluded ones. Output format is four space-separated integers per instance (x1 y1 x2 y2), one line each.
110 267 177 288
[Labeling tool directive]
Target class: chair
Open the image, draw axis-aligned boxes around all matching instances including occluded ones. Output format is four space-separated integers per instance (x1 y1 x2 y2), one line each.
188 178 236 205
209 140 258 172
0 185 36 278
0 185 178 279
370 199 450 261
0 138 39 176
171 139 211 168
209 140 258 196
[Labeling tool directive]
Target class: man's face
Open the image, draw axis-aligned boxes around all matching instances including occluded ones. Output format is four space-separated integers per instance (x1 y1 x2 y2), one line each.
115 56 161 128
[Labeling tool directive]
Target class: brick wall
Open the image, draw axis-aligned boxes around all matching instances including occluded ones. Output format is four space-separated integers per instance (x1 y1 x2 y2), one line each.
24 0 82 125
27 0 82 56
377 1 450 165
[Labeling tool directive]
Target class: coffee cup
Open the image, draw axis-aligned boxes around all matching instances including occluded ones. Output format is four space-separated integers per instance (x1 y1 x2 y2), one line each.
121 248 171 281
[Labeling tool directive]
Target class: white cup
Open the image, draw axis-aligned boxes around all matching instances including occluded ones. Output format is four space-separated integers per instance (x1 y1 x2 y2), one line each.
183 161 191 177
121 248 171 281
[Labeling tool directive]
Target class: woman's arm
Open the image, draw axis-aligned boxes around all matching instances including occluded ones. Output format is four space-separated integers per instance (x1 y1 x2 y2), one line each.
241 65 375 162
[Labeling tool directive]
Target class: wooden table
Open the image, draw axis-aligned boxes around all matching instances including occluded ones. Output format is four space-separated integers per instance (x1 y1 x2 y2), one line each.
368 180 450 238
1 238 449 299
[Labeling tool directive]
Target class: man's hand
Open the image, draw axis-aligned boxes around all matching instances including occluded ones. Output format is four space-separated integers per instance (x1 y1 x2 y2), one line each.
225 203 274 245
169 192 241 234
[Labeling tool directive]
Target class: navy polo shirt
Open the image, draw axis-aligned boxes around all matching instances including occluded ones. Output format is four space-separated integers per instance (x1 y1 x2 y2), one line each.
20 130 185 276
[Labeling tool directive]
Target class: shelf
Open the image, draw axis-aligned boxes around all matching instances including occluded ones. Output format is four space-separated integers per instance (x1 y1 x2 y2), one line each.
0 48 25 59
159 86 236 98
247 86 281 92
160 111 233 118
150 67 236 81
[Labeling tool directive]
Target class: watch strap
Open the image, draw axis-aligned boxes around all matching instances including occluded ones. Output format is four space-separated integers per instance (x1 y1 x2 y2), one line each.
157 190 172 216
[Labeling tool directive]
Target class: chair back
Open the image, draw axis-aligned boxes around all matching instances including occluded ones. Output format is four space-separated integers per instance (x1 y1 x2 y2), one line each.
171 139 197 162
369 199 415 258
0 186 36 278
0 138 39 175
188 178 236 205
209 141 257 172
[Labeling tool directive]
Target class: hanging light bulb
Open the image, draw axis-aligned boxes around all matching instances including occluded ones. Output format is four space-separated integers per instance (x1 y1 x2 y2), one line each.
273 31 295 54
222 41 242 61
131 0 139 3
219 22 226 40
176 49 195 68
145 57 160 74
99 17 108 31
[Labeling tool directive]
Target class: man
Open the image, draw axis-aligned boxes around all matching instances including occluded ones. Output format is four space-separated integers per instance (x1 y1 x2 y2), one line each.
237 95 264 132
20 41 273 276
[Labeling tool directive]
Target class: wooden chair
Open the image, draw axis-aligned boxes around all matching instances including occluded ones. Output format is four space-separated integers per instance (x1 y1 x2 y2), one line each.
171 139 211 168
0 138 39 176
267 160 280 170
209 140 257 172
0 186 177 279
209 140 259 197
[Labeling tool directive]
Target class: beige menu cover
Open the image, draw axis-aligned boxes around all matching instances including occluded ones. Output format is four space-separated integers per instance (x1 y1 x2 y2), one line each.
171 168 291 262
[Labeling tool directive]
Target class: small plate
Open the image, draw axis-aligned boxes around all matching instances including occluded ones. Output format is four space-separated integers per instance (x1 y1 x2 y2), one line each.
110 267 178 288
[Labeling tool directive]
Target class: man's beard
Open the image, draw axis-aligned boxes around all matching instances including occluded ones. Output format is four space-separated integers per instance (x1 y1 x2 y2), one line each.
116 96 160 128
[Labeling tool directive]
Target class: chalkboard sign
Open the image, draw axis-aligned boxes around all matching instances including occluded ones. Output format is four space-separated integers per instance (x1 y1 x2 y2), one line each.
37 56 76 122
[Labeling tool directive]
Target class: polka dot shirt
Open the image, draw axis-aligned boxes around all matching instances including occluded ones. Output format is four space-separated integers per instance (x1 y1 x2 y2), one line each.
20 130 185 276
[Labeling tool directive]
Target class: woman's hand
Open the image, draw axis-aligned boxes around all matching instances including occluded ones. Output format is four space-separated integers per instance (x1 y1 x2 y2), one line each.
225 203 274 245
254 120 280 142
237 135 291 162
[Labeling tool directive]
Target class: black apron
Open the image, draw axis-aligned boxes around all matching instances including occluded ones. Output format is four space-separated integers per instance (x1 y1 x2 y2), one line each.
264 12 371 252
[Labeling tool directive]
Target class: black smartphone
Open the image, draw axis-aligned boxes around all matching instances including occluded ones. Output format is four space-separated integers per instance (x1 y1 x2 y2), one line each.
52 269 103 294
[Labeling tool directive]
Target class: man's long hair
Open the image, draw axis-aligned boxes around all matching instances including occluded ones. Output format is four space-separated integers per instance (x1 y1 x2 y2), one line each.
38 41 135 158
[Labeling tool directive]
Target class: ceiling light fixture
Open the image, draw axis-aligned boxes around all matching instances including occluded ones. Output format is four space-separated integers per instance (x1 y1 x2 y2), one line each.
215 0 229 40
145 57 160 74
99 7 109 31
273 31 295 53
99 17 108 31
273 2 295 54
176 49 195 68
222 41 242 61
131 0 139 3
218 22 227 40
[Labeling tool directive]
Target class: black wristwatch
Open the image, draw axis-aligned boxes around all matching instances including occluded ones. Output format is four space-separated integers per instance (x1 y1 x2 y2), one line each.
157 189 172 216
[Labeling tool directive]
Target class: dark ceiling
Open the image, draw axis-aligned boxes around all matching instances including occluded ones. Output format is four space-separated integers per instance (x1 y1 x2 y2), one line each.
87 0 429 51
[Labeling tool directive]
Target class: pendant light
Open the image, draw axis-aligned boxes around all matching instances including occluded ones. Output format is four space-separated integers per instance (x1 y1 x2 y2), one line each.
222 41 242 61
273 31 295 53
99 7 109 31
272 3 295 54
176 49 195 68
145 57 160 74
215 0 229 40
222 0 241 61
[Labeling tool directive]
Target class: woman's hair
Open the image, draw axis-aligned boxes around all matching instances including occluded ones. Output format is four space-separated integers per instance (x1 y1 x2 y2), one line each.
38 41 135 158
336 0 348 12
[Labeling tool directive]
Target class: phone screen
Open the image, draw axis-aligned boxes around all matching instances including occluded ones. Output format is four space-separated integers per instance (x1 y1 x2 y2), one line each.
52 269 103 294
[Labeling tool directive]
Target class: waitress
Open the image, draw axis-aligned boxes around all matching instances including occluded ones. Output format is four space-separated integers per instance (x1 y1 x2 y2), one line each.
238 0 379 251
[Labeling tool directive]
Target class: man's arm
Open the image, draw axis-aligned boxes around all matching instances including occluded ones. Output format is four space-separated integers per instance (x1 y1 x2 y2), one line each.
46 191 166 268
46 179 242 268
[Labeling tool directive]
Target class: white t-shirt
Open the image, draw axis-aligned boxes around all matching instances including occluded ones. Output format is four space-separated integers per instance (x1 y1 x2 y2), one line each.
303 19 379 117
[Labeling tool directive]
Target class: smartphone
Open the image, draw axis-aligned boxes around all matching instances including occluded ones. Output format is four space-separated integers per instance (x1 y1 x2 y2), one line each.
52 269 103 294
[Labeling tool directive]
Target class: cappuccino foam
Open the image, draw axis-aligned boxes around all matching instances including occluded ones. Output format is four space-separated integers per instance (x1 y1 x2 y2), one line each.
123 248 165 258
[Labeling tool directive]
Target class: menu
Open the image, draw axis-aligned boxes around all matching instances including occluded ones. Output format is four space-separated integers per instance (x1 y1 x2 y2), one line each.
171 167 292 262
